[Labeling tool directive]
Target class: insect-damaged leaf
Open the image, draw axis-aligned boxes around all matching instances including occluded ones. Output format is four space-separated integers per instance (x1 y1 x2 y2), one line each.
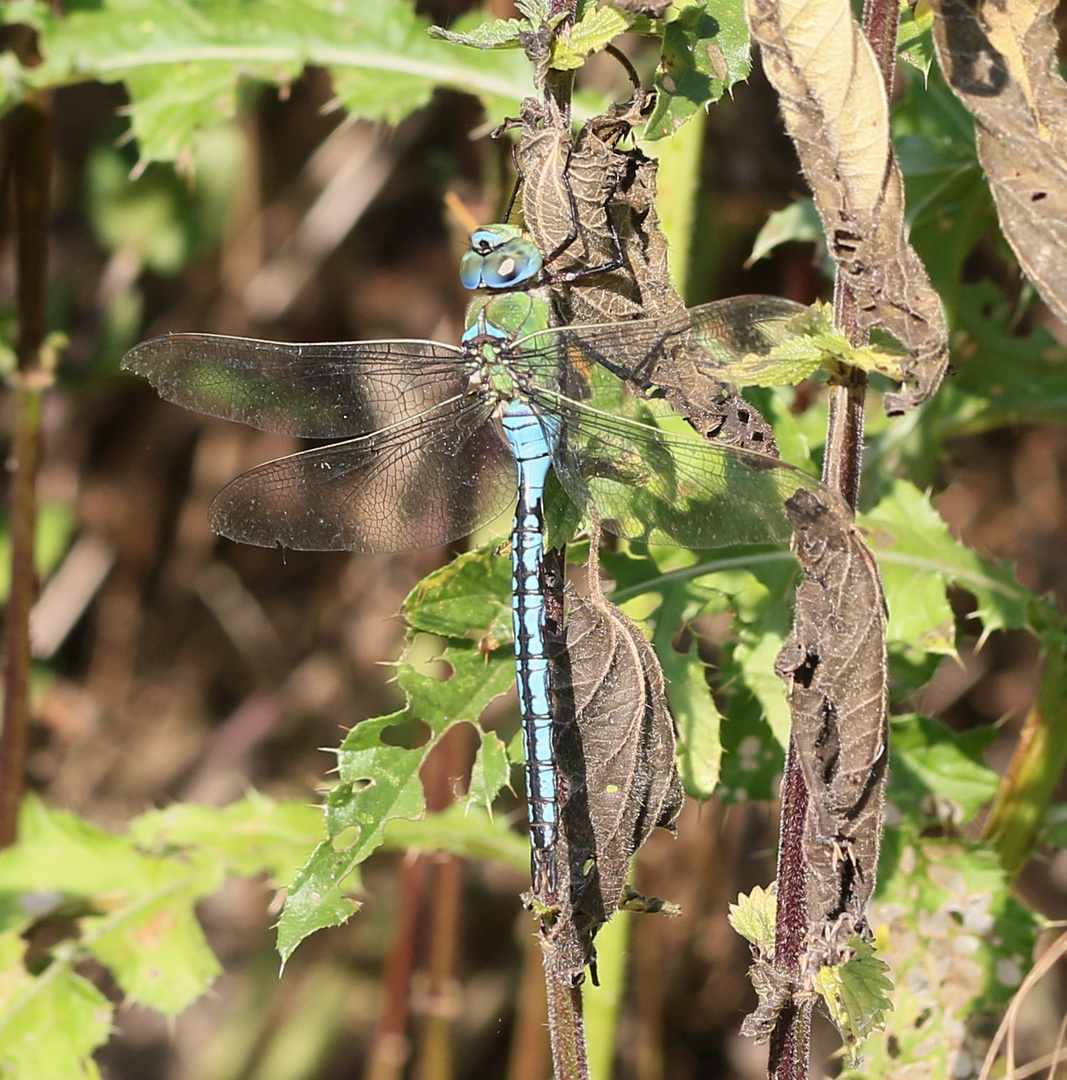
776 489 888 951
928 0 1067 327
539 542 683 985
745 0 949 413
740 489 890 1044
510 93 784 453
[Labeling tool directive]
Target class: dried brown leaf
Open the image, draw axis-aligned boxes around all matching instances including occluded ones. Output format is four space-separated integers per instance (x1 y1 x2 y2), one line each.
746 0 949 412
774 488 888 957
930 0 1067 326
539 543 683 985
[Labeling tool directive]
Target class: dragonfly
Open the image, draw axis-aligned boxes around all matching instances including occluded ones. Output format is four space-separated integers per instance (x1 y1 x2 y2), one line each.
122 238 821 889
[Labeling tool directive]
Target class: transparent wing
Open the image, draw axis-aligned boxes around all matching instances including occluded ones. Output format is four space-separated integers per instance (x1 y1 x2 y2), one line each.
512 296 812 390
208 396 516 552
122 333 473 438
536 390 821 549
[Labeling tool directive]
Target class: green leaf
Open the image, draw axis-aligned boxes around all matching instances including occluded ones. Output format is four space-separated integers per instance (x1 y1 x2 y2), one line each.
894 72 994 309
278 634 515 960
888 715 999 825
0 798 225 1015
812 936 893 1066
128 793 324 883
3 0 533 163
0 502 76 607
467 728 512 813
0 935 111 1080
727 883 776 954
403 548 513 650
428 15 526 50
860 480 1032 643
897 0 934 76
646 0 752 139
748 198 825 264
87 889 221 1013
382 805 528 870
550 5 634 70
936 284 1067 437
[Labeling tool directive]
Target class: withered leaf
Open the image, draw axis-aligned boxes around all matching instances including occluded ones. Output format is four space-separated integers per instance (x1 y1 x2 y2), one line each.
745 0 949 413
774 488 888 957
512 95 782 453
929 0 1067 327
540 539 683 986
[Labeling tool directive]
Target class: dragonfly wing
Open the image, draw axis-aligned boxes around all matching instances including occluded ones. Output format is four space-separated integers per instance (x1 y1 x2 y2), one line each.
208 396 516 552
541 393 820 550
514 296 811 390
122 333 472 438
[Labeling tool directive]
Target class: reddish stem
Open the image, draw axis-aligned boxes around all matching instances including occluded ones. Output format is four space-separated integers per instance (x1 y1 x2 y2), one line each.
0 95 52 848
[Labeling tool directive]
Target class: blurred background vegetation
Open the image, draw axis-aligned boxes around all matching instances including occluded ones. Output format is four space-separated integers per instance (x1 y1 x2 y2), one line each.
3 1 1067 1078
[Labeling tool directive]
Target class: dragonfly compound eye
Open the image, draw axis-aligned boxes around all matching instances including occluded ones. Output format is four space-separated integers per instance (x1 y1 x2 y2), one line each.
483 239 542 289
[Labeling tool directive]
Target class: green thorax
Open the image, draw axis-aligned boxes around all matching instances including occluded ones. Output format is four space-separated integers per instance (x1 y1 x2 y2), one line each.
463 289 555 396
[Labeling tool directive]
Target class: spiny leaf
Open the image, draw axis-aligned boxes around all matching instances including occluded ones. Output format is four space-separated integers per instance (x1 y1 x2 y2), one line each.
278 548 517 961
0 934 111 1080
0 797 225 1014
860 480 1031 639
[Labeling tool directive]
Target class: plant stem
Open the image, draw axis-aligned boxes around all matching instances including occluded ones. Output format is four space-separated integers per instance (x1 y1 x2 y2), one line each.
545 974 589 1080
768 0 898 1064
768 740 812 1080
983 621 1067 880
0 95 52 849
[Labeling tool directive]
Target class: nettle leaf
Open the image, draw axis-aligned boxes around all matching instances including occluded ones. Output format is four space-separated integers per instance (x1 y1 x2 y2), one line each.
888 715 999 826
646 0 752 139
728 883 776 954
812 936 893 1066
861 480 1031 644
278 553 517 960
550 5 634 70
844 836 1037 1077
3 0 531 163
0 934 111 1080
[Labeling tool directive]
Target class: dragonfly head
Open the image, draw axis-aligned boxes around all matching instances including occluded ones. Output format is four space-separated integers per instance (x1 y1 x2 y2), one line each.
460 224 543 291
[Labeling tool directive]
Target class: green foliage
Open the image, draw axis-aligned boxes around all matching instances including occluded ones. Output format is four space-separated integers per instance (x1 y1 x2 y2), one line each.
1 0 532 163
812 937 893 1065
4 0 1066 1075
646 0 753 139
0 795 321 1078
841 837 1038 1079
